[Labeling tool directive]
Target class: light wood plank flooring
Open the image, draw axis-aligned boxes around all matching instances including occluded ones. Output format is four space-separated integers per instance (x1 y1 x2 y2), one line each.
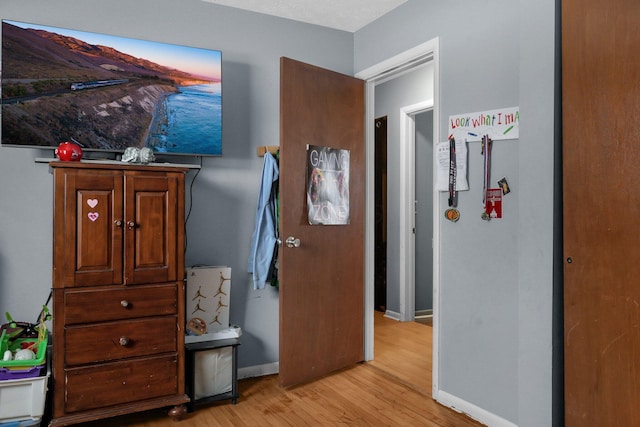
369 310 432 396
78 312 483 426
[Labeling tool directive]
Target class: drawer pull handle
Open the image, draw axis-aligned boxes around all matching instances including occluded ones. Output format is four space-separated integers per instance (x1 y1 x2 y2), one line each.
121 300 130 308
119 337 130 346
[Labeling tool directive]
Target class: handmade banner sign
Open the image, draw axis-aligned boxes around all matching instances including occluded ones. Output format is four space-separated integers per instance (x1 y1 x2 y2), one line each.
449 106 519 142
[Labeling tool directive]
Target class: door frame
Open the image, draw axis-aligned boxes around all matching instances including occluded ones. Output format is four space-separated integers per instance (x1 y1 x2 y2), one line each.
356 37 441 396
399 101 435 322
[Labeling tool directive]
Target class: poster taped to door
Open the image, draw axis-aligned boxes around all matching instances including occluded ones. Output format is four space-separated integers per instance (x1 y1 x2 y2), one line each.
306 145 350 225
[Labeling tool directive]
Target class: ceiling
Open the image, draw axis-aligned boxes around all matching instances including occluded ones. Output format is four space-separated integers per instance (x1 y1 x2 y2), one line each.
200 0 408 32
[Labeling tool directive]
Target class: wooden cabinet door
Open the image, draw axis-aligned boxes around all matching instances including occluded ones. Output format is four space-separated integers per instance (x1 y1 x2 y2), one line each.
54 167 183 287
53 169 123 288
123 172 180 285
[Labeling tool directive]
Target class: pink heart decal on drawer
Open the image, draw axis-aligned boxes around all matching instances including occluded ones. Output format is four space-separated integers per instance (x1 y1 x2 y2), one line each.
87 199 98 208
88 212 99 222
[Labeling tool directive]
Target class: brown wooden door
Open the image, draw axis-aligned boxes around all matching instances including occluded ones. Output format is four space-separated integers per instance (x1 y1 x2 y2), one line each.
563 0 640 424
279 57 365 387
53 168 123 288
124 172 180 285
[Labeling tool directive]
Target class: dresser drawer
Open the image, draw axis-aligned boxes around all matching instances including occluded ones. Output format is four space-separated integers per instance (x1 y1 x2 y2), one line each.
64 355 179 413
64 284 177 324
65 317 177 365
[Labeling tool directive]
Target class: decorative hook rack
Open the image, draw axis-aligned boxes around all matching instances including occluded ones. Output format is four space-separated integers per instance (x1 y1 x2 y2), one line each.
256 146 279 157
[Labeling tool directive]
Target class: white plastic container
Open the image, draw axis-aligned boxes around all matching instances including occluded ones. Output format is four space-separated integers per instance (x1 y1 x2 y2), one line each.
194 346 232 399
0 371 49 423
0 418 41 426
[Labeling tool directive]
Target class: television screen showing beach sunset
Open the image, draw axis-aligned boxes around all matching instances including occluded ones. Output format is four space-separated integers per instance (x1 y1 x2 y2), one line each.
1 20 222 156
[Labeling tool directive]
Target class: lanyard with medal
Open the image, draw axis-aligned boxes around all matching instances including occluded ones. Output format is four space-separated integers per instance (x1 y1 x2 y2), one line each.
481 134 492 220
444 135 460 222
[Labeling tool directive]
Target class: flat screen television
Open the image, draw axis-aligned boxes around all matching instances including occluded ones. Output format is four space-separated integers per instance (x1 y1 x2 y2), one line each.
1 20 222 156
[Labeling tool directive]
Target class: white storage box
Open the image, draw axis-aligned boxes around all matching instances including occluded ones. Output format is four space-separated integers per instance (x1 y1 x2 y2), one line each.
0 372 49 423
194 346 233 399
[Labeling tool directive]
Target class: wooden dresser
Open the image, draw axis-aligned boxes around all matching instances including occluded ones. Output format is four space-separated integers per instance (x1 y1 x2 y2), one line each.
49 162 189 426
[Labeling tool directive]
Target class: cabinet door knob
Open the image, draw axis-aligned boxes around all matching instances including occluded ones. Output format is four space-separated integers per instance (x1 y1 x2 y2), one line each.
114 219 123 227
119 337 130 346
120 300 130 308
127 220 136 229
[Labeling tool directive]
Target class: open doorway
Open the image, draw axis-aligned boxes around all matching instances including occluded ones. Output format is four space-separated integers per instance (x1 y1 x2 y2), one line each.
371 107 434 394
372 68 434 323
374 110 433 321
357 37 440 395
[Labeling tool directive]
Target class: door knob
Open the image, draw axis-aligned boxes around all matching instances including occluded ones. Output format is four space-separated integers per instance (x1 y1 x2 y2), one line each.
285 236 301 248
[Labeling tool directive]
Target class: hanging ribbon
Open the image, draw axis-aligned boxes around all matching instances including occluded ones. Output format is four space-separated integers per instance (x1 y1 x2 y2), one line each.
444 135 460 222
448 135 457 208
481 135 492 220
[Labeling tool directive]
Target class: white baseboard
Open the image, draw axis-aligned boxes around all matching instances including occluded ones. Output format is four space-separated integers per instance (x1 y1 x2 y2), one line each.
384 309 401 320
385 309 433 320
434 389 517 427
238 362 279 380
415 309 433 318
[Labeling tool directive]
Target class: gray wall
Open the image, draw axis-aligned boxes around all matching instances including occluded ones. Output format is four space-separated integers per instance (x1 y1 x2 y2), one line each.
356 1 557 426
0 0 354 370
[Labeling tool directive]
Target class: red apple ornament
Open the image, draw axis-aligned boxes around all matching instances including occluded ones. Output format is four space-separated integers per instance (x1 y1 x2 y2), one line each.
55 141 83 161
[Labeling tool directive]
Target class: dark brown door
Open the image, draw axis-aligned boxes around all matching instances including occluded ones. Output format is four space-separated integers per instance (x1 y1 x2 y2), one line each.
124 173 180 285
279 57 365 387
563 0 640 424
375 116 388 312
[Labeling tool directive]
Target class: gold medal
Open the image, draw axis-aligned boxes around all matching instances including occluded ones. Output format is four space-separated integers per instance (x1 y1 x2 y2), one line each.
444 208 460 222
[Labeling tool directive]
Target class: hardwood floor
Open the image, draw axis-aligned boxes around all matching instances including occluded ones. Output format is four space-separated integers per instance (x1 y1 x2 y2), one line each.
369 310 432 396
76 312 483 426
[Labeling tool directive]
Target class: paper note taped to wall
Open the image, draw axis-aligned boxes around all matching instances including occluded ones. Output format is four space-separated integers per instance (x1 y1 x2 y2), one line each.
449 106 519 142
435 139 469 192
